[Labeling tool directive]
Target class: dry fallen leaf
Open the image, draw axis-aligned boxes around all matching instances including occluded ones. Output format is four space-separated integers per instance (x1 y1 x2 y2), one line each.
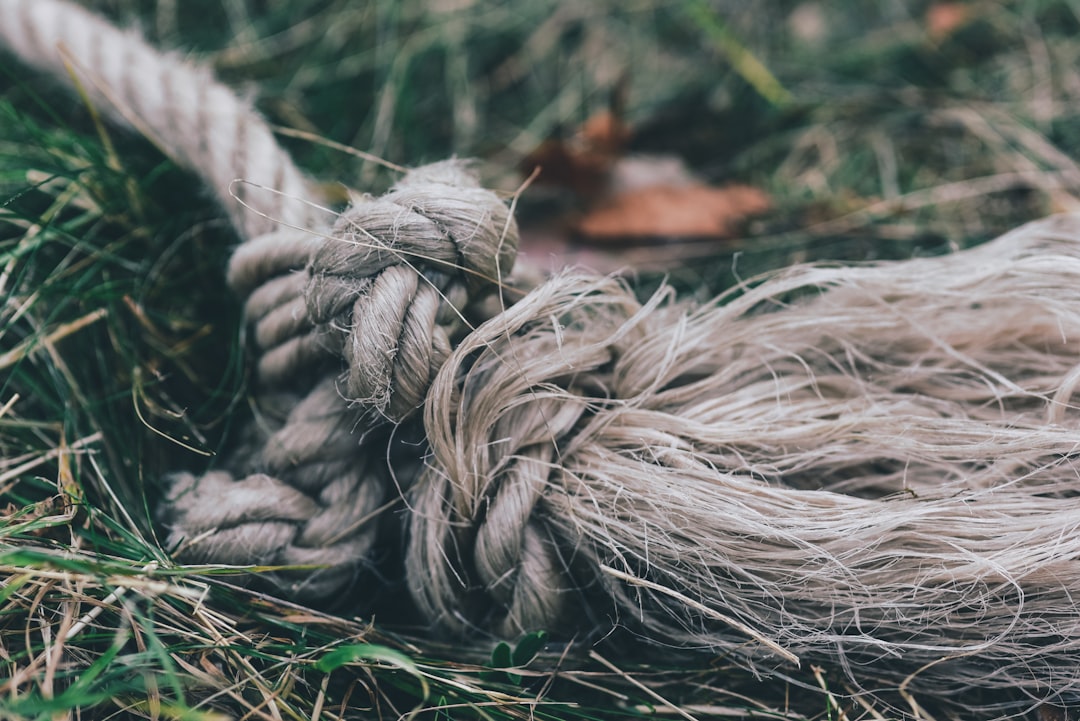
575 183 771 240
521 109 630 200
522 86 771 245
926 2 973 40
578 108 632 155
522 138 613 199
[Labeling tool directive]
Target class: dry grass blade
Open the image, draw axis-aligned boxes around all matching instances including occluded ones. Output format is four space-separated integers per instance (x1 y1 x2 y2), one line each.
0 307 107 371
600 566 799 666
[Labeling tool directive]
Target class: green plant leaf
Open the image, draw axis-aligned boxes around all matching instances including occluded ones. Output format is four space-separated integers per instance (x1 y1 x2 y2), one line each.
490 640 512 669
315 643 431 706
315 642 418 675
511 630 547 667
63 633 126 694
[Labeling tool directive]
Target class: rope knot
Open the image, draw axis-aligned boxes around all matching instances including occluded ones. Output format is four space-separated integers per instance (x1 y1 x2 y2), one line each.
408 276 649 637
307 159 519 420
163 380 396 602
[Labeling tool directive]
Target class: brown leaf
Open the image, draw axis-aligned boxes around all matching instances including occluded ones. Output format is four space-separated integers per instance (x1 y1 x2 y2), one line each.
521 81 770 248
578 109 632 156
521 137 615 199
575 183 771 241
521 109 632 200
926 3 973 40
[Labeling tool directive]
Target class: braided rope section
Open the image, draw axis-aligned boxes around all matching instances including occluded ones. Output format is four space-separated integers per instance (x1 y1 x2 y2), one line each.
410 275 648 636
167 163 519 597
227 162 517 421
227 160 521 413
308 160 518 420
165 380 394 602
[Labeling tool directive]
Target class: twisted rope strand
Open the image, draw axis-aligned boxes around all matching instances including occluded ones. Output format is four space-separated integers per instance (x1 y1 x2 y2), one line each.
307 160 518 420
0 0 318 238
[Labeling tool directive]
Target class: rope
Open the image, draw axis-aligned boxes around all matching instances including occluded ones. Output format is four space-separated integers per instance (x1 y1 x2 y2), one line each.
0 0 316 238
8 1 1080 712
412 224 1080 701
0 0 518 602
165 380 396 600
302 160 517 420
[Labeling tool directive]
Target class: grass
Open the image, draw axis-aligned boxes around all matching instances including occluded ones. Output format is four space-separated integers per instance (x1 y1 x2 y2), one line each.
3 0 1080 719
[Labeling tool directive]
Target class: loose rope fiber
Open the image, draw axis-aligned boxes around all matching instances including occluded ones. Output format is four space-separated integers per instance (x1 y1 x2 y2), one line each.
412 220 1080 703
7 0 1080 713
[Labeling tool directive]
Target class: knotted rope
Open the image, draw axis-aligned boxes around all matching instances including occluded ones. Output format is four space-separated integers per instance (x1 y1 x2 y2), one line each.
0 0 517 600
413 221 1080 700
302 161 517 420
230 158 516 420
8 1 1080 712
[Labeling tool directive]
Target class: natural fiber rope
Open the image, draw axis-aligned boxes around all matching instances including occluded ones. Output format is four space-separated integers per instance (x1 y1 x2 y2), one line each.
0 0 316 239
412 221 1080 702
0 0 518 601
8 1 1080 712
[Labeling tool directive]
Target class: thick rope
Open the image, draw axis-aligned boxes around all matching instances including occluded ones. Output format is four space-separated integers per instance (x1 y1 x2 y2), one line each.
261 160 517 420
412 215 1080 703
9 1 1080 713
0 0 517 602
0 0 317 238
173 156 519 600
165 380 397 600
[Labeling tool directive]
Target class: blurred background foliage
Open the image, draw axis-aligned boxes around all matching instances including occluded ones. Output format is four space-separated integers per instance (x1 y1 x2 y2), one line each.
66 0 1080 290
